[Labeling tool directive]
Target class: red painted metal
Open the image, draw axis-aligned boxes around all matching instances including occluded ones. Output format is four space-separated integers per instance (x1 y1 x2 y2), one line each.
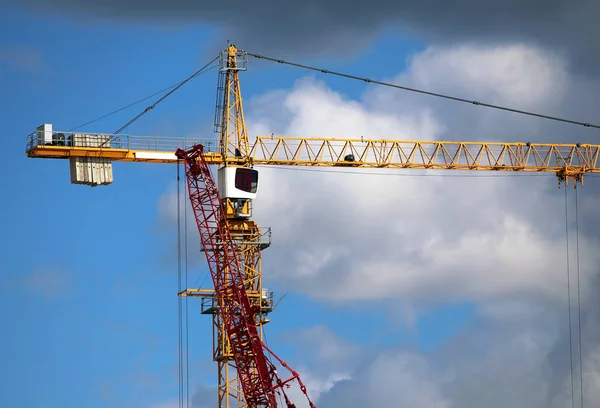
176 144 316 408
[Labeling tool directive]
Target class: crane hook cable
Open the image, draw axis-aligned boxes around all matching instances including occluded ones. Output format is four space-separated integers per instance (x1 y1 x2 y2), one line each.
184 165 191 408
575 187 584 408
565 187 575 408
177 161 183 408
177 161 192 408
247 52 600 131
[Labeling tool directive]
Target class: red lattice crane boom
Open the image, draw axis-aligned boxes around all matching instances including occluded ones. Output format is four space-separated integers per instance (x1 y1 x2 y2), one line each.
175 144 315 408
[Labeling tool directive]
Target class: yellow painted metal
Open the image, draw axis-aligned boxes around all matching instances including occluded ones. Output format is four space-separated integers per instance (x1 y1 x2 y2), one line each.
180 220 267 408
213 46 261 408
26 145 225 164
179 288 215 296
249 137 600 177
212 46 259 408
219 44 250 164
222 198 252 219
179 47 265 408
220 220 267 408
26 136 600 185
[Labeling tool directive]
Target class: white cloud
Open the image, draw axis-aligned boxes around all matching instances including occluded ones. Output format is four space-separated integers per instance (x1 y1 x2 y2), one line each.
304 317 600 408
405 44 569 108
312 347 451 408
241 43 600 309
363 43 573 140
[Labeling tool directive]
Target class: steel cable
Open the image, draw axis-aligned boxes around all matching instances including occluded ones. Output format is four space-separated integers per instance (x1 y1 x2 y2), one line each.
248 52 600 130
565 187 575 408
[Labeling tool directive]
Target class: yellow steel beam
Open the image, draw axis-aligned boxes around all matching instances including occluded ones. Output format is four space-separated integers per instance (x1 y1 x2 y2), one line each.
179 288 215 297
250 136 600 174
26 134 600 177
26 145 229 164
180 288 263 298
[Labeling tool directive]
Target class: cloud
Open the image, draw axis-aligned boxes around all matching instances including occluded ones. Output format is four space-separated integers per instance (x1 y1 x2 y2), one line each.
247 42 600 405
388 43 569 111
13 0 600 73
3 265 72 298
315 323 536 407
240 43 600 310
362 42 596 142
320 350 451 408
0 46 41 72
272 308 600 408
277 325 359 401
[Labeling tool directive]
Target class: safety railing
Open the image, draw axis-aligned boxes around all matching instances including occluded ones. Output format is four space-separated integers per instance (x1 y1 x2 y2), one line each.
26 129 218 154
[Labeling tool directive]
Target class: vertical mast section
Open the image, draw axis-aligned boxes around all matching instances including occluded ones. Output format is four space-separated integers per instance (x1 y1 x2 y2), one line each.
214 42 260 407
214 44 250 164
176 144 316 408
176 145 275 406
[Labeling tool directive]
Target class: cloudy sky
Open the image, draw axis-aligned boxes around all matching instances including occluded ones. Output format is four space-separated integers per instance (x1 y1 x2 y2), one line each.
2 2 600 408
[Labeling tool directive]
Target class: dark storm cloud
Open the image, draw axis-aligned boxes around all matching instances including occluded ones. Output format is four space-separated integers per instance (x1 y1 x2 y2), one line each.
14 0 600 72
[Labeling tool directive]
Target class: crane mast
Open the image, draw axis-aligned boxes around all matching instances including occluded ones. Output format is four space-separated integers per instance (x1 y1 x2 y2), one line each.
216 44 250 161
182 45 280 407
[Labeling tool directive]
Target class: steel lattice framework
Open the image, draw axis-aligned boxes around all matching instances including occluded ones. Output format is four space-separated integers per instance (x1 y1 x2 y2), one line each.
175 143 315 408
26 135 600 185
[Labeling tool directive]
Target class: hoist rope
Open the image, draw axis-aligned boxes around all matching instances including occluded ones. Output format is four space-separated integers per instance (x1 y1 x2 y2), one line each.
177 161 184 407
177 160 192 407
184 168 190 407
565 186 587 408
575 187 584 408
565 187 575 408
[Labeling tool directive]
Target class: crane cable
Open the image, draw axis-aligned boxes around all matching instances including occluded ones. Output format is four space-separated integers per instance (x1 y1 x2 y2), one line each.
177 162 184 408
68 57 218 134
67 83 186 133
247 52 600 131
565 187 575 408
575 187 584 408
96 55 219 147
111 55 218 135
184 164 190 408
177 161 192 408
565 186 585 408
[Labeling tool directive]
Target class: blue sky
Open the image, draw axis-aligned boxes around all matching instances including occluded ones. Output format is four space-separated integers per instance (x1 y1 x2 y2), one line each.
3 3 590 408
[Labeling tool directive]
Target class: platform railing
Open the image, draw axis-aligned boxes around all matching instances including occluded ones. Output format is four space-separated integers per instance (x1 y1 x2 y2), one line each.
26 130 218 154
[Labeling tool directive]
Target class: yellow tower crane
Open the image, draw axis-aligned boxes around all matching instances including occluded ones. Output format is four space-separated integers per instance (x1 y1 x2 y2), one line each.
25 44 600 408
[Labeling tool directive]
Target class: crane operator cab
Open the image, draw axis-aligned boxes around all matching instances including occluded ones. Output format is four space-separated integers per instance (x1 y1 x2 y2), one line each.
217 166 258 219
